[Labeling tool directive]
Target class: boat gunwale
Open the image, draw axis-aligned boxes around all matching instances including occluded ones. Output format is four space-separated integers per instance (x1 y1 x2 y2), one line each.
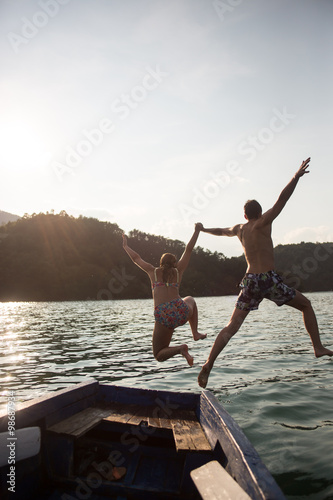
199 390 285 500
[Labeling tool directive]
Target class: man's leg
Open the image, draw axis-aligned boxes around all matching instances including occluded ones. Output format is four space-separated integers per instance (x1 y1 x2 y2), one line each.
198 307 249 388
286 290 333 357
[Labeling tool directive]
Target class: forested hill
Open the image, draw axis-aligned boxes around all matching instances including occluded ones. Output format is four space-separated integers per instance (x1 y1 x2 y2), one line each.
0 210 20 225
0 212 332 302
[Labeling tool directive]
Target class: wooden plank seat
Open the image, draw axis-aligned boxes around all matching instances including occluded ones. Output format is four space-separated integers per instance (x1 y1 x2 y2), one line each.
190 460 252 500
47 403 211 452
103 402 168 428
170 410 211 452
47 406 111 438
104 405 211 452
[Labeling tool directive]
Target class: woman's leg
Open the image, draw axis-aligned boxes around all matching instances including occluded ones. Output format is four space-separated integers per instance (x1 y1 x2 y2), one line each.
183 296 206 340
152 322 193 366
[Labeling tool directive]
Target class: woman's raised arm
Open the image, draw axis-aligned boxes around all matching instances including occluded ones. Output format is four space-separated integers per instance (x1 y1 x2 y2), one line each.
177 224 201 273
122 234 154 274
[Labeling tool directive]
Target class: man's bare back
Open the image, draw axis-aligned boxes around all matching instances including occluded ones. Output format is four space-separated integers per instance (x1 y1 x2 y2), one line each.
235 220 274 273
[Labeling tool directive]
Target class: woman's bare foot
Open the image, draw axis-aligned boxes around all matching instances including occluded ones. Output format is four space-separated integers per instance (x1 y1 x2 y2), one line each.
180 344 194 366
198 365 210 388
193 331 207 341
315 346 333 358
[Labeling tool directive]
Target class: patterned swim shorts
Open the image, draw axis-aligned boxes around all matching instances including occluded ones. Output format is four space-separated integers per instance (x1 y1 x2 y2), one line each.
236 270 296 312
154 298 190 330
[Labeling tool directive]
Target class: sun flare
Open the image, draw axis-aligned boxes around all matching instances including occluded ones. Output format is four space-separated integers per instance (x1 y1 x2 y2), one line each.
0 120 51 170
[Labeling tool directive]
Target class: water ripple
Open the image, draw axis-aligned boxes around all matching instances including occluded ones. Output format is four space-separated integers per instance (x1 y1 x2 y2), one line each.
1 294 333 499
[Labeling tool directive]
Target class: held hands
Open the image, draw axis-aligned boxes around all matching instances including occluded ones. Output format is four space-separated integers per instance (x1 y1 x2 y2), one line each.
295 157 311 178
195 222 204 232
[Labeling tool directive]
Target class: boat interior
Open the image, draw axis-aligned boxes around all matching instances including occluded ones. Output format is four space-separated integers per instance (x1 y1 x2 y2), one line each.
9 401 227 500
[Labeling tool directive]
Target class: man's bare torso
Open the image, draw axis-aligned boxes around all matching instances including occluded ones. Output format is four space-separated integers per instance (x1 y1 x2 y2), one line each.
237 219 275 274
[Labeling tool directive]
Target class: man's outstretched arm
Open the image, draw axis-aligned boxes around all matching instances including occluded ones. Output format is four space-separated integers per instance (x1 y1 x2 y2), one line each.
196 223 241 237
261 157 310 224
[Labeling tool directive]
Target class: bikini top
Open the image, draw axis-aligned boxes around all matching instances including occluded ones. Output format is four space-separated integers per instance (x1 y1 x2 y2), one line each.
152 268 180 289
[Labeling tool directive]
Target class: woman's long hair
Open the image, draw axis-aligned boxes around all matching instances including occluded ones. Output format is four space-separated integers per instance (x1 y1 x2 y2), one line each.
160 253 177 283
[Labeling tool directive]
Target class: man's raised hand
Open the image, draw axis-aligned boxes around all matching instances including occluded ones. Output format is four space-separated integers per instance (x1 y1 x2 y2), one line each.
296 157 311 178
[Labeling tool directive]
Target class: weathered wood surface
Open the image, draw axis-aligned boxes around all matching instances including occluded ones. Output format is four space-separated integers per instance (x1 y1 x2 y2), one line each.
47 407 110 437
104 405 211 451
104 403 154 425
170 410 211 452
191 460 252 500
48 402 211 452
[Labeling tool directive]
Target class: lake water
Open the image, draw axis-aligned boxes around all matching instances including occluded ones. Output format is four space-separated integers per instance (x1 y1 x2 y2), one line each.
1 292 333 499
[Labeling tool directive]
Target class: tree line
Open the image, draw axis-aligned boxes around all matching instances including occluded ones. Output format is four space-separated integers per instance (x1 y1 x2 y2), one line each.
0 212 332 302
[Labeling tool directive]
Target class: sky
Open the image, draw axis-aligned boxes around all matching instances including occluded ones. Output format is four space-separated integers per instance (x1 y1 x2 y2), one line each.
1 0 332 257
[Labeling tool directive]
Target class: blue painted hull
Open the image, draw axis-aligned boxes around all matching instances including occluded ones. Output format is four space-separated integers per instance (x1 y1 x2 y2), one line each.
0 380 285 499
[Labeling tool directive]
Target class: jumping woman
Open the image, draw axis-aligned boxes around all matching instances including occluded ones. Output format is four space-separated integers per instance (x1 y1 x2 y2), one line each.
122 224 206 366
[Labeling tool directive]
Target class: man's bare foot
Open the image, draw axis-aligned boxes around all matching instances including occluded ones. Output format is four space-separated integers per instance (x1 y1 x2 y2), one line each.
193 331 207 341
198 365 210 388
315 346 333 358
180 344 194 366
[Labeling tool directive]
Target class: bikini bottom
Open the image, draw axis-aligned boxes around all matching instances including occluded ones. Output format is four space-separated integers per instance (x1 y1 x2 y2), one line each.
154 298 190 330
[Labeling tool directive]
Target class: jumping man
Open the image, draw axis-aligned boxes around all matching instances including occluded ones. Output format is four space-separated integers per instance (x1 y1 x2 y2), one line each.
197 158 333 388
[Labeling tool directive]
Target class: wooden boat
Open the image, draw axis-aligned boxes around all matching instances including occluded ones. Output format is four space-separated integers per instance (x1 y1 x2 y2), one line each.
0 379 285 499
